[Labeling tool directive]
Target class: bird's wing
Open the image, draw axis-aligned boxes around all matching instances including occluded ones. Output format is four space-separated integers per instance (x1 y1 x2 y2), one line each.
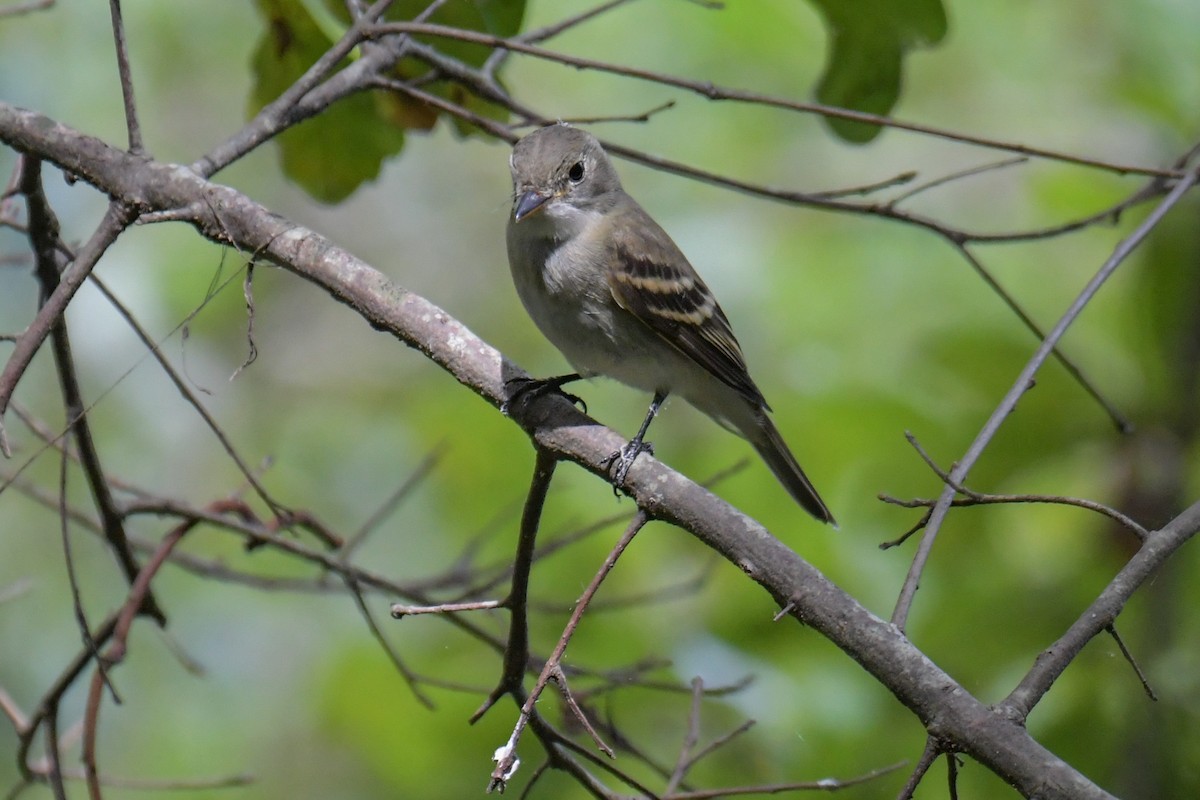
606 206 768 408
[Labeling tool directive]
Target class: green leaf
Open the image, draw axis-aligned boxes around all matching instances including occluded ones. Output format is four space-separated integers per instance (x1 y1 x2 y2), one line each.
251 0 527 202
807 0 948 143
374 0 526 136
250 0 406 202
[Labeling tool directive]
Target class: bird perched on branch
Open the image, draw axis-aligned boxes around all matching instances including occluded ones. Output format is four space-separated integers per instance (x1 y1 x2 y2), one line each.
504 123 835 526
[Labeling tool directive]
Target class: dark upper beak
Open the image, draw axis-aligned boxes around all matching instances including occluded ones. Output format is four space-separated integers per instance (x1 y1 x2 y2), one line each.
513 190 549 223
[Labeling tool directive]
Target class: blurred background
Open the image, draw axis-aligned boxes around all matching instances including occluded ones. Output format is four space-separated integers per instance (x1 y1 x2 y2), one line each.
1 0 1198 797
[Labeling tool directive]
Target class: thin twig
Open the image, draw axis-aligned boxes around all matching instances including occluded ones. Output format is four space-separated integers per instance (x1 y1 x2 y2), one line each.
0 0 53 19
516 0 637 46
547 666 613 757
686 720 755 768
523 702 660 798
0 201 134 455
17 157 163 620
16 614 118 778
345 576 436 709
1105 624 1157 701
887 156 1028 206
227 261 258 379
39 770 253 791
666 761 906 799
664 678 705 795
82 518 196 800
191 0 398 177
490 510 649 792
884 431 1148 539
483 0 640 80
86 270 298 528
952 242 1131 432
58 446 117 706
375 21 1181 180
815 170 918 200
561 99 677 127
895 737 941 800
44 707 66 800
1001 500 1200 720
946 752 961 800
880 491 1148 541
341 442 446 558
392 599 503 616
107 0 143 153
878 507 932 550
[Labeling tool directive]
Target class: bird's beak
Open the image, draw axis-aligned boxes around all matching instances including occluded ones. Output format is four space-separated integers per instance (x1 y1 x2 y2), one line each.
513 190 549 223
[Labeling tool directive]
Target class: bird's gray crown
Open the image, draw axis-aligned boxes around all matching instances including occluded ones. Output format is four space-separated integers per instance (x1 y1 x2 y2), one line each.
509 124 623 205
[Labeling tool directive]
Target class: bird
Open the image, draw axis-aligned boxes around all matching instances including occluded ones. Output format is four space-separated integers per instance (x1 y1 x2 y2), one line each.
504 123 835 525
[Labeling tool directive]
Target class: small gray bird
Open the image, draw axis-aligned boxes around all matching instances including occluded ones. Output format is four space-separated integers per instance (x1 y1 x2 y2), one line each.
505 123 835 525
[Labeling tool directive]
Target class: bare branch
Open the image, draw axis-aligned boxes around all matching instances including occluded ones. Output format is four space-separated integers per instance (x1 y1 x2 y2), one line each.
0 0 53 19
107 0 142 153
665 760 906 798
373 21 1182 180
0 200 134 455
950 243 1132 432
17 156 162 620
887 156 1028 206
1105 624 1157 701
471 449 557 724
882 431 1149 539
895 737 942 800
192 0 399 177
489 510 648 792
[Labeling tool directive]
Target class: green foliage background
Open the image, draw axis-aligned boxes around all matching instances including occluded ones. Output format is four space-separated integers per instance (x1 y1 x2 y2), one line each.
1 1 1198 798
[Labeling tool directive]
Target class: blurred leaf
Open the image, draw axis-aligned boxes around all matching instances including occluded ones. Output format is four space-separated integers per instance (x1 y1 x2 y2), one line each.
250 0 406 202
329 0 524 136
807 0 948 143
380 0 525 137
251 0 526 202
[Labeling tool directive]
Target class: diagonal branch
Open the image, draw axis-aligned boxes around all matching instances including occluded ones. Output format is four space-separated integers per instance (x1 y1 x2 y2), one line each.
192 0 398 177
0 199 134 455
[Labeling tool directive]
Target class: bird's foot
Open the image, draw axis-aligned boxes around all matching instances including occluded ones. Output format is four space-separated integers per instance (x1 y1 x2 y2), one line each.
605 438 655 496
502 375 586 415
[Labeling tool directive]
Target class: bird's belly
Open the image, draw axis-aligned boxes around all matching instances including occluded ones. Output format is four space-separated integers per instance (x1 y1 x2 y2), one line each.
517 294 665 395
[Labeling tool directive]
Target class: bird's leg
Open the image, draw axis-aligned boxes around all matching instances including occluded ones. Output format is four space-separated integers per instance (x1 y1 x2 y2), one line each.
502 372 586 415
606 390 667 493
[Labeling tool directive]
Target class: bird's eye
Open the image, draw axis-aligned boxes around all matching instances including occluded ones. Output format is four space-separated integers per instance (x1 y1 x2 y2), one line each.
567 161 585 183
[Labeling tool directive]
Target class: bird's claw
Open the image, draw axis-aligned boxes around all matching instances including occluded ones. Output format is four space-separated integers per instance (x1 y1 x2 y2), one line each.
605 439 654 496
502 377 587 415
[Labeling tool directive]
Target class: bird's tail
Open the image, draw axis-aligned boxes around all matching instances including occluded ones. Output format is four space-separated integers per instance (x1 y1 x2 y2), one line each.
749 414 837 526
